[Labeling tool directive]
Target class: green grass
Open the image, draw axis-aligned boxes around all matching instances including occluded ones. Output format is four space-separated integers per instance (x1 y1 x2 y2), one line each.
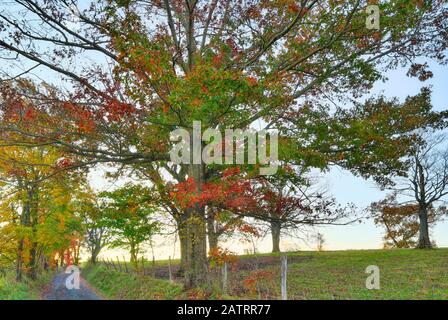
82 264 183 300
235 248 448 300
86 248 448 300
0 269 54 300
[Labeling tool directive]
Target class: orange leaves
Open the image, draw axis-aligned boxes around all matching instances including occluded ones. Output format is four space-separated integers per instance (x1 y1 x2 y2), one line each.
243 270 275 295
288 3 300 13
246 76 258 87
208 246 238 268
238 223 261 237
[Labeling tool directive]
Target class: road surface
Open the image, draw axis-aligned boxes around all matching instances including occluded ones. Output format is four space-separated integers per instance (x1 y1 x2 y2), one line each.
44 272 102 300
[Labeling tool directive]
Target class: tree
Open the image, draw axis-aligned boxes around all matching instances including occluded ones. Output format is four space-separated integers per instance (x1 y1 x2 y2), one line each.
0 141 87 280
314 232 325 252
1 0 447 287
370 193 440 248
99 184 160 268
215 172 354 253
374 134 448 249
75 191 111 264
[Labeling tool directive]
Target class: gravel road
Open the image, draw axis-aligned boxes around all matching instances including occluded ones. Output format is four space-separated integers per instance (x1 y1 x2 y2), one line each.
44 272 102 300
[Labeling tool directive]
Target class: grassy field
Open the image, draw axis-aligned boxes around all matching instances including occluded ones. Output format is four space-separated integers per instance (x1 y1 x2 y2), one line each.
235 248 448 299
90 248 448 300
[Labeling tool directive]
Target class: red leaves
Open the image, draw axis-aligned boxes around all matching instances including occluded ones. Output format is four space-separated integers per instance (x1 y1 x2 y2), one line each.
407 63 434 82
169 168 257 210
212 54 223 67
24 107 36 120
55 157 75 168
104 99 136 122
243 270 275 295
288 3 299 13
238 223 260 237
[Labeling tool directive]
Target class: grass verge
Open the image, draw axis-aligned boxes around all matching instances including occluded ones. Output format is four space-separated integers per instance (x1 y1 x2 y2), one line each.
82 264 183 300
0 269 54 300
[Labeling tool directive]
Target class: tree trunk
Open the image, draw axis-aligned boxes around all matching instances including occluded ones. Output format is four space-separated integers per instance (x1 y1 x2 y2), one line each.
90 246 100 264
416 160 432 249
16 239 24 282
183 163 209 289
16 188 32 281
271 221 281 253
207 211 219 252
176 223 188 276
27 242 38 280
184 208 208 289
417 206 432 249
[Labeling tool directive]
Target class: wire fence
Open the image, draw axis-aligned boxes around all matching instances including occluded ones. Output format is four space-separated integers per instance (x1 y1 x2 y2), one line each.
99 254 291 299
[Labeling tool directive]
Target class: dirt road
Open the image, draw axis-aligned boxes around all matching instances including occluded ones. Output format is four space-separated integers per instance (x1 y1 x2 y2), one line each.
44 272 102 300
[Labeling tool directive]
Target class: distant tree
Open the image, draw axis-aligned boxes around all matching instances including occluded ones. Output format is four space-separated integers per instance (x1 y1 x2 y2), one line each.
76 193 111 264
243 174 354 253
373 134 448 248
314 232 326 252
370 193 440 248
100 184 160 267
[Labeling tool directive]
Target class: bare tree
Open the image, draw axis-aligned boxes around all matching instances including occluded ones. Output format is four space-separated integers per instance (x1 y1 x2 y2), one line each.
314 232 326 251
386 134 448 248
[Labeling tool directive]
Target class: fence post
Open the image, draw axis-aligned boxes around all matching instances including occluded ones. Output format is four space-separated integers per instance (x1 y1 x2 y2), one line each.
116 256 123 272
110 258 117 271
222 262 228 294
122 256 129 273
168 256 173 282
281 254 287 300
141 257 146 275
152 256 156 278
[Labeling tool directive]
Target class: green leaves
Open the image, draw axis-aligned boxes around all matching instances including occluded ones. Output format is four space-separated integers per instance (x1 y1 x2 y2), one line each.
98 184 160 260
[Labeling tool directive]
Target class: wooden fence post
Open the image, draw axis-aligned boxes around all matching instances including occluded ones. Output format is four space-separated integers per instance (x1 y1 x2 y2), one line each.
152 256 156 278
116 256 123 272
168 256 173 282
110 258 117 271
122 256 129 273
281 254 287 300
141 257 146 275
222 262 228 294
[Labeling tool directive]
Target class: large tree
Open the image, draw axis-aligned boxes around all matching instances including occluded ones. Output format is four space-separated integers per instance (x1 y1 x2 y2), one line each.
0 0 447 287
